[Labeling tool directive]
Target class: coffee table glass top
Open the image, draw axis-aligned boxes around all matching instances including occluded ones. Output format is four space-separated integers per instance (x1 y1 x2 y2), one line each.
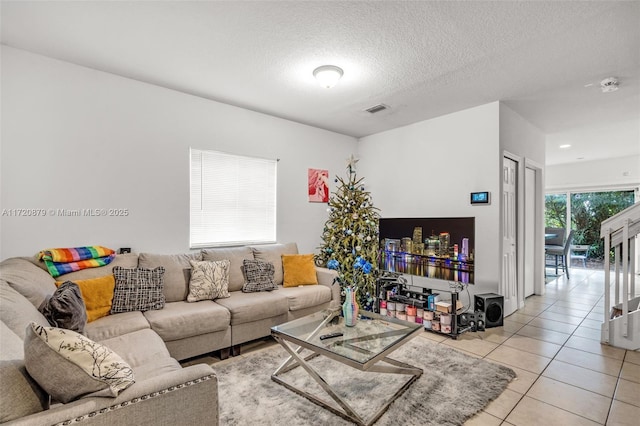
271 310 422 366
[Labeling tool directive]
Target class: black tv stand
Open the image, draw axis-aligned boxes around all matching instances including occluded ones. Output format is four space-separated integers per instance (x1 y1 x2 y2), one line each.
375 277 467 339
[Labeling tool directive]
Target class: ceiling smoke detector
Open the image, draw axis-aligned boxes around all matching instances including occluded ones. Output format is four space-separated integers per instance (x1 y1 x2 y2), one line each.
600 77 619 93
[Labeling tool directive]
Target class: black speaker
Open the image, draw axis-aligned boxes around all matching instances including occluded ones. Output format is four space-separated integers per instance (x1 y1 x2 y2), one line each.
457 312 485 332
457 312 471 327
474 293 503 328
475 311 485 331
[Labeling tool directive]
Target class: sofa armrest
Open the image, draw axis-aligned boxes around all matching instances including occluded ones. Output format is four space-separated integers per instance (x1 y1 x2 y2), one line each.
315 267 340 304
5 364 218 426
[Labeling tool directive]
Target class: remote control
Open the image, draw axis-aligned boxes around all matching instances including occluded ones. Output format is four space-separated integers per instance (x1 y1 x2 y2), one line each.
319 332 343 340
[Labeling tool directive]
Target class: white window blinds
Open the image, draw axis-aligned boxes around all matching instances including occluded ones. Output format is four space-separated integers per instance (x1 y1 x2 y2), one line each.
190 148 277 248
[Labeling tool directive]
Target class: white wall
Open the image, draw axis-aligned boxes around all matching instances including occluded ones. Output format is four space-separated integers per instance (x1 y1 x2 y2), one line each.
545 155 640 192
499 104 545 165
357 102 501 296
499 103 546 301
0 46 357 259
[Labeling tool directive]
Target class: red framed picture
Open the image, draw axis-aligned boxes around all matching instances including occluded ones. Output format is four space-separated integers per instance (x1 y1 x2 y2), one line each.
308 168 329 203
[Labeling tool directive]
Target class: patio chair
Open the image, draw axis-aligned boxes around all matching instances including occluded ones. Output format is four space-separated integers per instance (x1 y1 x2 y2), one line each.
545 230 574 278
570 244 590 268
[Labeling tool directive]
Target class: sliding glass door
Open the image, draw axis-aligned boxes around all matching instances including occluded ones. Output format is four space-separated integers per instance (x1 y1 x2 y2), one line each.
545 189 635 266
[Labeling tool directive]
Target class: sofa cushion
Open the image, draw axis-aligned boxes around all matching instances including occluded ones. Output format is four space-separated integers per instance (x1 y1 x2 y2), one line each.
39 281 87 333
0 280 50 339
24 322 135 403
250 242 298 286
100 329 181 381
187 259 231 302
84 311 150 342
214 291 288 325
138 252 203 302
56 275 116 322
282 254 318 287
0 322 48 423
53 253 139 281
202 246 254 292
111 266 166 313
143 300 230 341
277 285 332 311
242 259 276 292
0 257 56 308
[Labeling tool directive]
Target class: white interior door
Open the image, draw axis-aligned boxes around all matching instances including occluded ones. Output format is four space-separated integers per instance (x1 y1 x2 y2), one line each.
524 167 536 297
502 157 518 315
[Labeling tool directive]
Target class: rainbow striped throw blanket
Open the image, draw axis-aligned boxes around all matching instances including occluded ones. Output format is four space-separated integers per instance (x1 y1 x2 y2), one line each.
38 246 116 278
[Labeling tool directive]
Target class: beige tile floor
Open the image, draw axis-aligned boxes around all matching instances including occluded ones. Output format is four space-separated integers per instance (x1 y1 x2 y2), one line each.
184 267 640 425
463 268 640 426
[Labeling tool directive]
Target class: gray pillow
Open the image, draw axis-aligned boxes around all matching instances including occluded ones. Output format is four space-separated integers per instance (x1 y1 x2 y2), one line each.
38 281 87 334
24 322 135 403
0 322 48 423
242 259 276 292
111 266 165 313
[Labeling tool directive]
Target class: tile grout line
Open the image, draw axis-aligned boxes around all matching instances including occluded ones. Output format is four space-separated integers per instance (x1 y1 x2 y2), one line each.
494 268 627 425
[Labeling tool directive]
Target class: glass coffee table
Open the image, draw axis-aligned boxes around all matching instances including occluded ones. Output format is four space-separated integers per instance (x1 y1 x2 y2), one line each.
271 309 423 426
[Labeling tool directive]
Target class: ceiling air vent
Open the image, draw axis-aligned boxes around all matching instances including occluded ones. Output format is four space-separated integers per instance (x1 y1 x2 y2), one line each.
364 104 389 114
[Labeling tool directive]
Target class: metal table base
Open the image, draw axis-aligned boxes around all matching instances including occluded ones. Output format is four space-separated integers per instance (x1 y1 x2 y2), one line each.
271 335 423 426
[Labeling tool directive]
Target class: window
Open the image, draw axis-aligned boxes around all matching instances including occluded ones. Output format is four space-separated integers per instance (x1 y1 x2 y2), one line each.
544 193 567 229
190 149 277 248
545 189 635 261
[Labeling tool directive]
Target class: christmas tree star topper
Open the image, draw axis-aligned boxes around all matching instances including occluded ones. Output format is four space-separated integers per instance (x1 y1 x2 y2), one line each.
346 154 359 173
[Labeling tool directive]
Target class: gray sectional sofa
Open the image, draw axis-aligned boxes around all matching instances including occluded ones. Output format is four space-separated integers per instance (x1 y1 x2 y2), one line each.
0 243 339 425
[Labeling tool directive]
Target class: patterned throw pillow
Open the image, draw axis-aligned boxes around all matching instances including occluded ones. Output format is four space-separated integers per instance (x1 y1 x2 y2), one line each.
24 322 134 403
110 266 165 313
242 259 276 292
187 259 231 302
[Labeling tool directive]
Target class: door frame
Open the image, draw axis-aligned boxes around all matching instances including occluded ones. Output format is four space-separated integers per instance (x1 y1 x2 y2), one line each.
502 152 545 314
525 158 545 297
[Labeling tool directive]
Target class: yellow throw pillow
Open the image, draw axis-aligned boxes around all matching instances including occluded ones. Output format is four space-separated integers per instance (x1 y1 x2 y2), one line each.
56 275 115 322
282 254 318 287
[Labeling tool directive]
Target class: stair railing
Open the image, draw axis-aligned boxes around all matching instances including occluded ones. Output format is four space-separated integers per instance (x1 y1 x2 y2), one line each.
601 201 639 345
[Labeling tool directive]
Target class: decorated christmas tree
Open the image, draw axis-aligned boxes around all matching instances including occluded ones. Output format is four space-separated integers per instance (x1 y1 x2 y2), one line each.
315 155 380 309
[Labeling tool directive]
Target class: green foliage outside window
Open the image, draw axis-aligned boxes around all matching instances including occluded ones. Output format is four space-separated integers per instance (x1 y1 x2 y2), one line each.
571 191 635 259
545 190 635 261
545 194 566 229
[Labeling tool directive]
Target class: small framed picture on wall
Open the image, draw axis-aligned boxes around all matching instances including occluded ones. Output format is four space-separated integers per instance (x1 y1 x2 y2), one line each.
308 168 329 203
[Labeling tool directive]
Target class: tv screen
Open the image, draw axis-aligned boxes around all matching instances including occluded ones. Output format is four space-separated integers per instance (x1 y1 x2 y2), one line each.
379 217 475 284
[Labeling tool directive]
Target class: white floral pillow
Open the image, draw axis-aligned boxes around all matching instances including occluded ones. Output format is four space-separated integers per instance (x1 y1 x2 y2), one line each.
24 322 135 403
187 259 231 302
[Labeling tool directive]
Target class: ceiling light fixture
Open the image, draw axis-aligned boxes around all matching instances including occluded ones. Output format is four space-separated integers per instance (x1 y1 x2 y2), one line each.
600 77 619 93
559 144 571 149
313 65 344 88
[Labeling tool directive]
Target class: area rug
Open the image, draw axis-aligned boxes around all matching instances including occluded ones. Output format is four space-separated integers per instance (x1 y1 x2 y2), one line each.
212 337 516 425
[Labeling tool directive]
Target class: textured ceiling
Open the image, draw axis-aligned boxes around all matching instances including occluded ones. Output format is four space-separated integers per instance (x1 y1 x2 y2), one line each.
1 1 638 166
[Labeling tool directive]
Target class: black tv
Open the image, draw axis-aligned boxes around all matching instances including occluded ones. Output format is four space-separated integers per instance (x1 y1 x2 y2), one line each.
378 217 475 284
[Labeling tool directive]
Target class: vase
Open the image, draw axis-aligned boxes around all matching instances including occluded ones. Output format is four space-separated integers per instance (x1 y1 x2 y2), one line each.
342 286 359 327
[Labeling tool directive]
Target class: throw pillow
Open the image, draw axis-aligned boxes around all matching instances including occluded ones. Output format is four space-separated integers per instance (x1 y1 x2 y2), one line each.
38 281 87 334
55 275 115 322
242 259 276 292
111 266 165 314
282 254 318 287
24 322 135 403
187 259 231 302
